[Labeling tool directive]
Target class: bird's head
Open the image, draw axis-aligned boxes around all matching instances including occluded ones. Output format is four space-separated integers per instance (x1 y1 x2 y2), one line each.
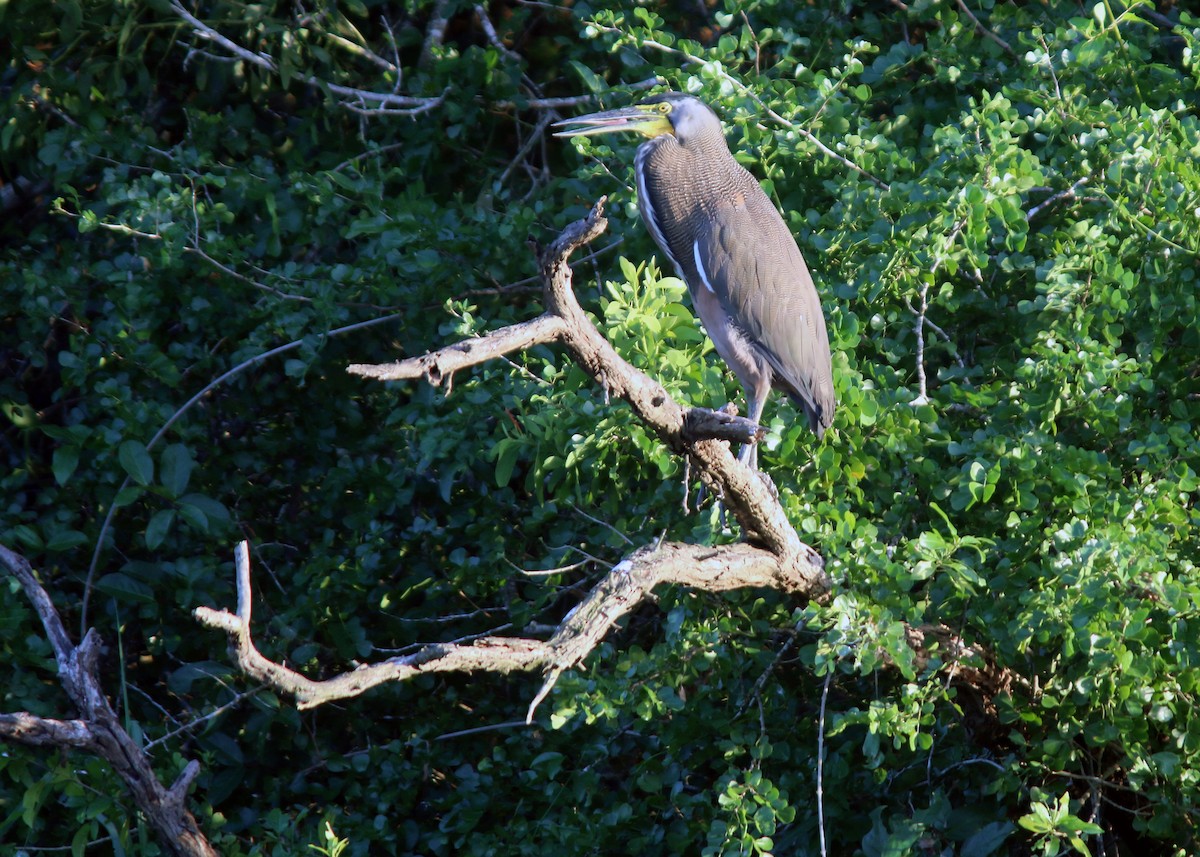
553 93 721 147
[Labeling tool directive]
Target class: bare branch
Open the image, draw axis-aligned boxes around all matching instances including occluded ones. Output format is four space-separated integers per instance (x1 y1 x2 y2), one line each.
193 544 549 709
194 538 824 720
348 313 568 385
475 4 523 63
196 201 831 726
0 544 217 857
169 2 445 116
328 84 449 116
420 0 452 68
170 1 275 71
1027 176 1090 221
321 30 398 74
0 712 97 748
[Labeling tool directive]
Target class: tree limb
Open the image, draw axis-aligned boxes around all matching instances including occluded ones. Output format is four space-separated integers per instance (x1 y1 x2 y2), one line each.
194 538 822 722
189 202 1028 733
191 200 830 722
0 544 217 857
348 313 568 387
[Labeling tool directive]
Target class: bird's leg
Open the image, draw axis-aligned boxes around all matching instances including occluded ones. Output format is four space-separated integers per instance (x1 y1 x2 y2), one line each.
738 392 767 470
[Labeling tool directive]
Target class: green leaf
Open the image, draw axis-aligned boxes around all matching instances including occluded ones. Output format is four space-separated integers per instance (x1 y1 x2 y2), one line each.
568 60 604 94
752 805 776 835
145 509 175 550
961 821 1013 857
530 752 564 778
636 770 662 792
113 485 145 509
118 439 154 486
52 445 81 486
45 528 88 552
173 493 231 535
58 0 81 42
71 820 93 857
493 438 521 488
95 572 155 605
159 444 194 497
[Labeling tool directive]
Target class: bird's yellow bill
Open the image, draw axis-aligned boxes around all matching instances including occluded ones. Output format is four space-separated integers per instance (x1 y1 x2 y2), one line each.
552 105 672 139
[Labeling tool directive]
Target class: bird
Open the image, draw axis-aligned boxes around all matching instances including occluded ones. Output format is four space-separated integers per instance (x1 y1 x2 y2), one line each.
553 93 836 469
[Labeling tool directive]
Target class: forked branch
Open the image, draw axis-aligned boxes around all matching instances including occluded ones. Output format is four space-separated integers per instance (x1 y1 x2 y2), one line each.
0 545 216 857
195 539 822 723
195 199 829 719
350 199 818 561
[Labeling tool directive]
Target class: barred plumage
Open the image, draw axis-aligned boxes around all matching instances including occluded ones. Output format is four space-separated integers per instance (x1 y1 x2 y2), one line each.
556 93 835 467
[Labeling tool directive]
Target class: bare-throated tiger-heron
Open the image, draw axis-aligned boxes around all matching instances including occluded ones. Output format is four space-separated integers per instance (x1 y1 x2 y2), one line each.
554 93 835 469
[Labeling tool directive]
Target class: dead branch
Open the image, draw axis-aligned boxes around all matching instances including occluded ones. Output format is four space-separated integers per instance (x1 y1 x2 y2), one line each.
349 313 568 387
194 538 820 722
192 199 829 722
351 199 818 559
0 544 217 857
170 1 444 116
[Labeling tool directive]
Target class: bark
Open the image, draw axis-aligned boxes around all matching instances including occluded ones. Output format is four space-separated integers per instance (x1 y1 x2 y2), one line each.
0 545 216 857
198 200 829 721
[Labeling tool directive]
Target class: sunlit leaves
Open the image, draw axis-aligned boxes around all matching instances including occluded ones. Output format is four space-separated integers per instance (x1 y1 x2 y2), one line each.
3 0 1200 854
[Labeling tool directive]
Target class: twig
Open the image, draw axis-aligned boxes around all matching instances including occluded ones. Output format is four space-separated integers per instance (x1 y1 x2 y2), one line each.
170 2 445 116
570 503 634 546
321 30 397 74
817 665 833 857
736 628 799 716
500 112 555 186
1027 176 1090 221
434 720 529 741
586 24 890 191
82 311 406 635
186 244 313 302
516 557 595 576
497 77 659 111
953 0 1015 55
909 215 970 402
911 280 931 405
331 141 409 173
144 686 263 751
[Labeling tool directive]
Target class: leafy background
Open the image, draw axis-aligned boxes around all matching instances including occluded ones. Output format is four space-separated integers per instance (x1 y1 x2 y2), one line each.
2 0 1199 854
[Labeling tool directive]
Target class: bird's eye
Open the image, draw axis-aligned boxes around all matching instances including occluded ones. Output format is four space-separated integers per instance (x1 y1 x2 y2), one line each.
658 102 671 114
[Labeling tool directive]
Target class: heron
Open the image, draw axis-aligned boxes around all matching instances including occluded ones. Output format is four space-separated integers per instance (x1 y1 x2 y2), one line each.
554 93 835 469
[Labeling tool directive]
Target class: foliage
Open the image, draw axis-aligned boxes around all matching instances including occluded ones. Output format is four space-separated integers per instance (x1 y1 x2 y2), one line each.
2 0 1200 854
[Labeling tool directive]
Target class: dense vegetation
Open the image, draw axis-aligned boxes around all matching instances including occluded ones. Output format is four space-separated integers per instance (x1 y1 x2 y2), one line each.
3 0 1199 853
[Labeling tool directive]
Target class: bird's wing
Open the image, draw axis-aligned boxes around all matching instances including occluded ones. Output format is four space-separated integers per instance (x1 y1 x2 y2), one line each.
692 192 836 434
